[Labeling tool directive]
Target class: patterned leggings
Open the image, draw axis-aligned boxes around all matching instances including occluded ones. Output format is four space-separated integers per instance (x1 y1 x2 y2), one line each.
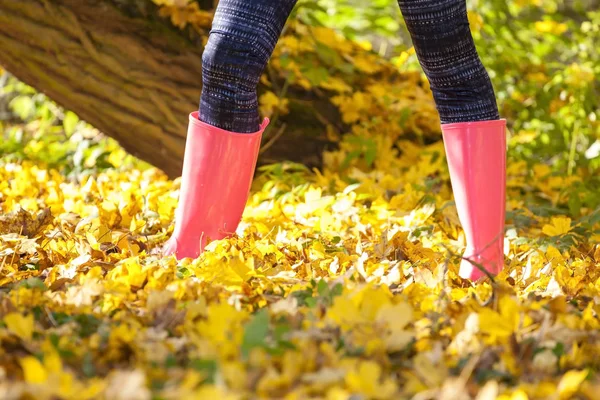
200 0 500 133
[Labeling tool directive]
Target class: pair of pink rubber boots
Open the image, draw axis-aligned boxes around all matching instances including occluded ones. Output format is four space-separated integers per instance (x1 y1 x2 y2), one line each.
163 112 506 281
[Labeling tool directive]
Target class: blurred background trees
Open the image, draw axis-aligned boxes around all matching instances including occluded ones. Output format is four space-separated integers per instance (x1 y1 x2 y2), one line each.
1 0 599 180
295 0 600 171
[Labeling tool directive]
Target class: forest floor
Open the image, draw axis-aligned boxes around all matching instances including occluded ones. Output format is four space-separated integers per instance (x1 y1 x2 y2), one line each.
1 129 600 400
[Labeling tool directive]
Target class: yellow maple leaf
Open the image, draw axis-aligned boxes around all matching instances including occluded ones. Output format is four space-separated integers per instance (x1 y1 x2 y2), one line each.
542 216 572 237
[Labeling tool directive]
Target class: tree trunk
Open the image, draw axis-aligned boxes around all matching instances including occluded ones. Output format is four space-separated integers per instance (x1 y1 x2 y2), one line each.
0 0 338 178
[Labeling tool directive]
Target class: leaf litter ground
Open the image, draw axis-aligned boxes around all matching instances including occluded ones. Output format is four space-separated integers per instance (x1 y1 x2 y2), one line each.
1 132 600 400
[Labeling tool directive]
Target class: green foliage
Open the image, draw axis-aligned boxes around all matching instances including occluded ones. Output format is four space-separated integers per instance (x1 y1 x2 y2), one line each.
241 308 296 358
474 1 599 172
2 0 598 178
300 0 600 173
296 0 404 48
0 72 148 177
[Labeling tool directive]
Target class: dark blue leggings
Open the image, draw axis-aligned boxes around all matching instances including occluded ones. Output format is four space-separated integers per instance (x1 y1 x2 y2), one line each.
200 0 500 133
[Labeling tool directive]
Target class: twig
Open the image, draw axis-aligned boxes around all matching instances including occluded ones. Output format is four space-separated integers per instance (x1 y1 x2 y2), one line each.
567 121 580 176
260 123 287 154
45 306 58 327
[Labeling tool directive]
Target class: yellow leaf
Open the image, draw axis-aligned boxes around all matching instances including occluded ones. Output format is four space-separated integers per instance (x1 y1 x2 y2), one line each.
327 295 364 330
192 385 239 400
376 302 414 351
196 303 248 358
4 312 34 341
565 63 595 86
478 296 519 339
259 91 289 117
304 187 322 203
353 54 382 74
19 356 48 384
535 20 568 35
312 26 353 53
510 389 529 400
468 11 484 31
475 380 499 400
345 361 396 399
44 350 62 374
391 51 411 68
594 244 600 262
546 245 565 266
320 77 352 93
542 216 572 237
558 369 588 399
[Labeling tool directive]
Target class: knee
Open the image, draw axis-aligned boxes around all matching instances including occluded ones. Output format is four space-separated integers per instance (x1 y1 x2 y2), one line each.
202 32 265 90
202 32 248 80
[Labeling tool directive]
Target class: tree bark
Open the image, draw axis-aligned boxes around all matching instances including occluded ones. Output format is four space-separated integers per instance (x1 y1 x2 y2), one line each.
0 0 337 178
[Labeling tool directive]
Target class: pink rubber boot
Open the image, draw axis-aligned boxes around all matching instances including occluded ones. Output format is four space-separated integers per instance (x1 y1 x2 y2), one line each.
441 119 507 281
163 112 269 259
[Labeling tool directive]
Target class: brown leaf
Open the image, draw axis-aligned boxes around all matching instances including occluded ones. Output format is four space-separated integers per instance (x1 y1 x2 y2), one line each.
100 242 120 255
0 208 52 237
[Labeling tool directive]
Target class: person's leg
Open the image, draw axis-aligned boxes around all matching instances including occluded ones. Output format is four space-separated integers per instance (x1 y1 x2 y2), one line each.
397 0 499 123
164 0 297 259
200 0 298 133
398 0 506 280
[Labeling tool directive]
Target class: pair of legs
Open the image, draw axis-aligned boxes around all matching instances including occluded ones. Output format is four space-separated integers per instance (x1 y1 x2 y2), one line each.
165 0 507 281
200 0 500 133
